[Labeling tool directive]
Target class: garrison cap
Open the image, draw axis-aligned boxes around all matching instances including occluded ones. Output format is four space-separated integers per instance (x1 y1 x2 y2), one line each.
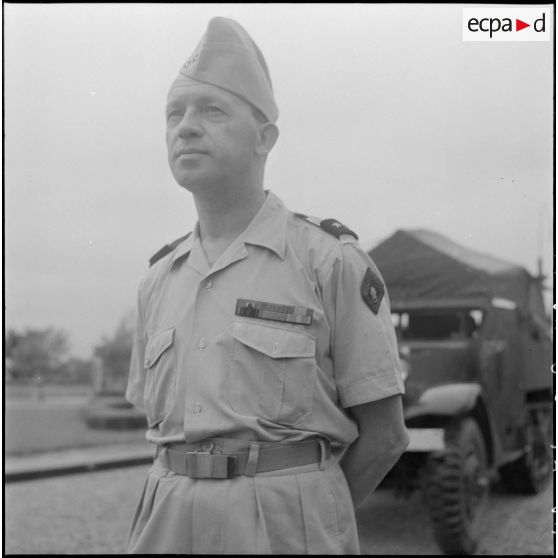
171 17 278 123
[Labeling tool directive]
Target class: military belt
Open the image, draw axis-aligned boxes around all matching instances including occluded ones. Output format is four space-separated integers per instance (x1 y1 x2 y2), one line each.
160 439 330 479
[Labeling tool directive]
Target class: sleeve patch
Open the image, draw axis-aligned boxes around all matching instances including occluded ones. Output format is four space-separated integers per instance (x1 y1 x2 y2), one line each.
361 267 385 314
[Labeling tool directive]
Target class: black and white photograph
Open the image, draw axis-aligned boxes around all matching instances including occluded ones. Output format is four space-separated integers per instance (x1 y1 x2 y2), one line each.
5 3 554 555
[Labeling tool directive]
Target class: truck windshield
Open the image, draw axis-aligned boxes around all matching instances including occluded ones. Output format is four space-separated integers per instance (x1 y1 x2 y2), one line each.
392 310 483 341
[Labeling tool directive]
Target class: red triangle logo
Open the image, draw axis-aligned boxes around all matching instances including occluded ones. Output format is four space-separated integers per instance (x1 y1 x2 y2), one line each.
516 19 530 31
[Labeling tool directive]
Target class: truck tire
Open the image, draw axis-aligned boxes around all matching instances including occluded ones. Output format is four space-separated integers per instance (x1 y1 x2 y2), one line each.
499 406 552 494
424 418 489 555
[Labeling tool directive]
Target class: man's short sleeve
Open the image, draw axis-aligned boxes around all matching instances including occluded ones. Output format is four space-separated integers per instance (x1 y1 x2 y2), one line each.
125 289 147 411
322 243 405 409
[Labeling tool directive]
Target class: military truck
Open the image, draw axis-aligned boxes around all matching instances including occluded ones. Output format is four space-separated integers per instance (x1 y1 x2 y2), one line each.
369 229 553 555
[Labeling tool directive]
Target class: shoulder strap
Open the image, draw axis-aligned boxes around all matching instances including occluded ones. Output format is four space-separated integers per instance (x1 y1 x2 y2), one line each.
294 213 358 240
149 232 192 267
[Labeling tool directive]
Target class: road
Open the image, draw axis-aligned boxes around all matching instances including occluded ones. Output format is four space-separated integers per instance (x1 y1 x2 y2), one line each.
5 463 554 554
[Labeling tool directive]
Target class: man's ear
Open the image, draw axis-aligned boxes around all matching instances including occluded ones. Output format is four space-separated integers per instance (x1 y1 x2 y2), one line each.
255 123 279 156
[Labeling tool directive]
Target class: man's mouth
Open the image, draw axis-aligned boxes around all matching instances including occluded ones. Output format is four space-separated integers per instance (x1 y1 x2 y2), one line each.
175 148 207 158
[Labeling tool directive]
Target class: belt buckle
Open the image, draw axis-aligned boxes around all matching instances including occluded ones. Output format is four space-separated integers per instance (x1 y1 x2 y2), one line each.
186 452 237 479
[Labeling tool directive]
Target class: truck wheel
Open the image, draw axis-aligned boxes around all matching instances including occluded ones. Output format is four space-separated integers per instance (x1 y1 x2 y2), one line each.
499 406 552 494
424 418 489 555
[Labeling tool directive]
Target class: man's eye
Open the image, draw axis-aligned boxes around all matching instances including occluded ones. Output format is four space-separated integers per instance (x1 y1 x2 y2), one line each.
204 106 227 119
166 111 182 122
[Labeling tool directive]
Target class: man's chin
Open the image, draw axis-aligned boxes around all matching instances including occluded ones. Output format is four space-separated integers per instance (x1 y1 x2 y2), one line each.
175 181 200 193
174 175 217 195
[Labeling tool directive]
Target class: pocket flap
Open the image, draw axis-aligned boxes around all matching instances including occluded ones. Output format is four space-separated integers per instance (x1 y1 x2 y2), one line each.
145 328 174 368
233 322 315 359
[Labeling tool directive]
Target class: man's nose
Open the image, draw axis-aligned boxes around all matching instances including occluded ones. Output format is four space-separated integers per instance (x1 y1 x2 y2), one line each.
178 108 203 137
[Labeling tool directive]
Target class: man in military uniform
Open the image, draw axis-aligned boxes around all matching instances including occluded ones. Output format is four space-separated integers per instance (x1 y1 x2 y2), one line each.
126 16 409 554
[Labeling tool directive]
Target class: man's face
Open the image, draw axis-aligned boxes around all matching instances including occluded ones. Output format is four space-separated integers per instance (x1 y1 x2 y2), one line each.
165 81 261 192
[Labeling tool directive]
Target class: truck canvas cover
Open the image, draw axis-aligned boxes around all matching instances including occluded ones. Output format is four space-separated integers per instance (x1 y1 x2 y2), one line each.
368 229 547 325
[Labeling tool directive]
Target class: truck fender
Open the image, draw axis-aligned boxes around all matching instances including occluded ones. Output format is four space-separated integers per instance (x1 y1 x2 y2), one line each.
405 383 482 420
404 384 500 464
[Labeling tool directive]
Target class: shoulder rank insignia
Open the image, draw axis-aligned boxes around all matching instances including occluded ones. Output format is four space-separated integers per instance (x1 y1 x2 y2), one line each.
149 232 192 267
361 267 385 314
295 213 358 240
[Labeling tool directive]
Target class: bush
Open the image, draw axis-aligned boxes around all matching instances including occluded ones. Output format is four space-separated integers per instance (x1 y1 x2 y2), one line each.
82 395 146 430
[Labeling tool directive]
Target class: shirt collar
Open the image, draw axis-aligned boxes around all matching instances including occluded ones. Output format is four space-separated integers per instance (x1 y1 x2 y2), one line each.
170 189 288 267
240 190 287 259
170 228 195 266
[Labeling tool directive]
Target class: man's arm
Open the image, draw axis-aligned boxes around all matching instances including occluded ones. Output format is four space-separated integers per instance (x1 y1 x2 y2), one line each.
125 289 147 411
340 394 409 510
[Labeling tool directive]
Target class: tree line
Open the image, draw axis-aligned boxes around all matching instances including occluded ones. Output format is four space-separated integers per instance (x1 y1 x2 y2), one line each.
6 311 135 389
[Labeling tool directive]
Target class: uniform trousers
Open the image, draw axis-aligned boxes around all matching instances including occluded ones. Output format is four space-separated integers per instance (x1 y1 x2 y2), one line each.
127 453 360 554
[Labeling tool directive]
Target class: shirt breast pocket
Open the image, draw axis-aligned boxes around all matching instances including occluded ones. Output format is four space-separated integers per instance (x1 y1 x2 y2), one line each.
144 327 177 428
230 321 316 426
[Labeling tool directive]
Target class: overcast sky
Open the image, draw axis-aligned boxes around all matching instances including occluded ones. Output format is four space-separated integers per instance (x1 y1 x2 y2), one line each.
5 3 554 357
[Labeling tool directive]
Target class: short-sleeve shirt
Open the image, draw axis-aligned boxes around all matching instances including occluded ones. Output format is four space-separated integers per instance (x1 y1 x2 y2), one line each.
126 191 404 453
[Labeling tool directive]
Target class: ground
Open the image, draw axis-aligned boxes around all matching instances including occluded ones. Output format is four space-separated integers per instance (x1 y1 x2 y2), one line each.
5 391 145 456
